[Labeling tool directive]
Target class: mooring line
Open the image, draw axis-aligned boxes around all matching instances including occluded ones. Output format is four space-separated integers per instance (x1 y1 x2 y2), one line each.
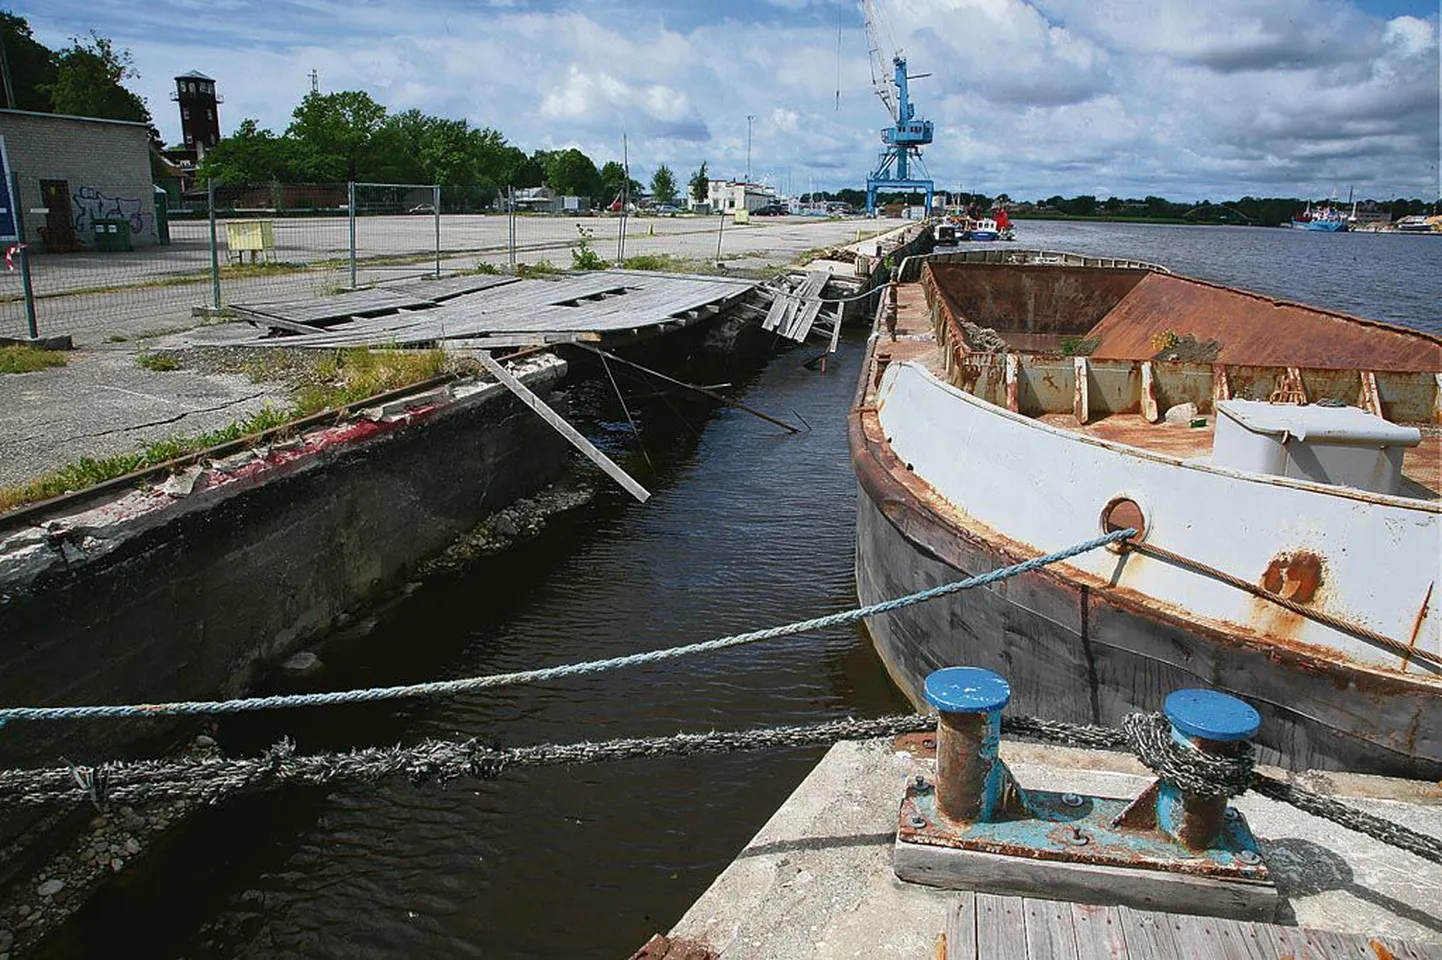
0 529 1134 724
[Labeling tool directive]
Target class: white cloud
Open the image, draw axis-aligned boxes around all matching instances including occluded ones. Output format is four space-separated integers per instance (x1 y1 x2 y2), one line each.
19 0 1440 200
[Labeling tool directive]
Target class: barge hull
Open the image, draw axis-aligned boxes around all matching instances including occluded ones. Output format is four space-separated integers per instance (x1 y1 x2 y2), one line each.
852 421 1442 781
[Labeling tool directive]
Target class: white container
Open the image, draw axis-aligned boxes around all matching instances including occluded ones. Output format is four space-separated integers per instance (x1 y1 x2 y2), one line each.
1212 400 1421 495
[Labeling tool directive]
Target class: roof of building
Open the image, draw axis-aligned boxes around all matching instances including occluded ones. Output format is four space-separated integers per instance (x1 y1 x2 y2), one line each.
176 70 214 80
0 108 151 129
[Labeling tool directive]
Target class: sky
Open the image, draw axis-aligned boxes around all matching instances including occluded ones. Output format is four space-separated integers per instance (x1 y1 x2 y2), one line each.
16 0 1442 201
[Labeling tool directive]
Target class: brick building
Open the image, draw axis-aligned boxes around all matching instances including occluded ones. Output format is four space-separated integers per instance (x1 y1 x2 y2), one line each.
0 109 159 251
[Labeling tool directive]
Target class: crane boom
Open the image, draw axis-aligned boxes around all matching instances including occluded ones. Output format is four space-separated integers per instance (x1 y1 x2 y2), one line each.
863 0 898 122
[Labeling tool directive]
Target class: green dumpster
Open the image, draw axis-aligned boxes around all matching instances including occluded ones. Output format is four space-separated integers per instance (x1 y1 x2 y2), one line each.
92 219 133 252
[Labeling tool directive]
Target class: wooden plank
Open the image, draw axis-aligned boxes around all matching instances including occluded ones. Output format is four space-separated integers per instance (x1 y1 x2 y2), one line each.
1217 920 1282 960
1264 924 1311 959
943 893 978 960
1301 928 1366 958
975 893 1026 959
1172 914 1261 960
1069 903 1128 960
892 838 1278 921
1024 897 1081 960
475 352 650 503
1117 904 1181 958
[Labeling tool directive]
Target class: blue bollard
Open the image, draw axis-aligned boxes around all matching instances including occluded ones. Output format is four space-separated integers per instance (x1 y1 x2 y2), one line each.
923 667 1014 824
1155 689 1260 850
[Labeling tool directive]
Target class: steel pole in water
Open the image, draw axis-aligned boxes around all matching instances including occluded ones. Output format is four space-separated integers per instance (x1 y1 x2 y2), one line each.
207 179 221 310
10 172 37 337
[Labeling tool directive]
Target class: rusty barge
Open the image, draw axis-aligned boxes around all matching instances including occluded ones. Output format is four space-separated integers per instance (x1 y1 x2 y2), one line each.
852 249 1442 779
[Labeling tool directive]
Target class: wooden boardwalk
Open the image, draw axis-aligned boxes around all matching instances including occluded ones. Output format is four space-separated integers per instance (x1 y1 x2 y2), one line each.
233 271 756 348
942 892 1442 960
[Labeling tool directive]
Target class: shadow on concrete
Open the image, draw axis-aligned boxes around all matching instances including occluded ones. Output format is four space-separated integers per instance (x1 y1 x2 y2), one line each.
1262 836 1442 935
735 831 896 859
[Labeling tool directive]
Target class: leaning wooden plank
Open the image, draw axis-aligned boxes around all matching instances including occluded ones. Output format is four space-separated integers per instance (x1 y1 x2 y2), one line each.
974 894 1024 958
1025 897 1081 960
943 893 978 960
476 351 650 503
230 306 328 335
1069 903 1128 959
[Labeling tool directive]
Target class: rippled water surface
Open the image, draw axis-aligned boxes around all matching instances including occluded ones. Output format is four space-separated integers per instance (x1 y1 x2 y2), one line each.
48 223 1440 958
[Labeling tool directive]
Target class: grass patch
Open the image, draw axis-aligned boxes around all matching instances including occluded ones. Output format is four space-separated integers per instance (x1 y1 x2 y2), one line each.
1059 336 1100 357
469 260 503 275
0 344 68 374
620 253 684 272
136 352 181 372
515 260 560 278
0 347 462 514
107 334 128 343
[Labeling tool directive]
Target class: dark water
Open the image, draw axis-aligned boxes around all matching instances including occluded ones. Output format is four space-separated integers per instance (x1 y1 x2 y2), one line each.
48 223 1439 958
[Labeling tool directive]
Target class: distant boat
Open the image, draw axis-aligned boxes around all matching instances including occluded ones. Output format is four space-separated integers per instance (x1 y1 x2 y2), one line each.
1396 215 1442 235
1291 203 1349 232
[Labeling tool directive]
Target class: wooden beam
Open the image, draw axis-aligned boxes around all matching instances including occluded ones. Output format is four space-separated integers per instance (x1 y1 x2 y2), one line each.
1359 371 1384 418
475 352 651 503
1140 361 1160 423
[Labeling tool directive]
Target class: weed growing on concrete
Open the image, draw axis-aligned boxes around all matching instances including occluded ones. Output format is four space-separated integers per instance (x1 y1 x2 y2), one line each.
136 352 181 372
291 348 451 415
571 226 610 271
470 260 503 275
0 345 68 375
621 254 682 272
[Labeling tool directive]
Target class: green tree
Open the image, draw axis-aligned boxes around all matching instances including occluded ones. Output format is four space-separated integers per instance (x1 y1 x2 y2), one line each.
650 163 678 204
689 161 709 204
196 119 298 183
543 147 601 198
287 90 387 182
598 160 642 206
40 31 149 122
0 13 58 111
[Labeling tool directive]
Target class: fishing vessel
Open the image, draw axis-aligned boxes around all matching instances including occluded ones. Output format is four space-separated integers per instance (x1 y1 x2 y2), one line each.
851 248 1442 779
1291 203 1350 231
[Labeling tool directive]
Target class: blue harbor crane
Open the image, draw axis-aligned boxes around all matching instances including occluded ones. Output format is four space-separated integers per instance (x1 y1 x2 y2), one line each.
863 0 934 216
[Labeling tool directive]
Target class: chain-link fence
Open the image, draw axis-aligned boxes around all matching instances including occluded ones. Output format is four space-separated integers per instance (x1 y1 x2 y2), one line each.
0 181 741 346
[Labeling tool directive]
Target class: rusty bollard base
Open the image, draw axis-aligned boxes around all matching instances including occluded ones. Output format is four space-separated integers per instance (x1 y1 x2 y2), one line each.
893 782 1278 920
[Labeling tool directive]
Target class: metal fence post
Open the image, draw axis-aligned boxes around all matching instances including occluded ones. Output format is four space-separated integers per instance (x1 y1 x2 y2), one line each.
715 210 726 261
433 184 441 278
10 172 38 338
207 179 221 310
348 181 357 289
507 185 516 270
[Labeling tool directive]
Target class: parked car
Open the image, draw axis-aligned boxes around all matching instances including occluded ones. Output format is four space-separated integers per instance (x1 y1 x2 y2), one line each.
753 203 789 216
653 203 682 216
408 203 436 214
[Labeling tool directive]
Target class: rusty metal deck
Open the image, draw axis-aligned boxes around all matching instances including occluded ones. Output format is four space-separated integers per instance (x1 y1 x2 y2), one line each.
942 892 1442 959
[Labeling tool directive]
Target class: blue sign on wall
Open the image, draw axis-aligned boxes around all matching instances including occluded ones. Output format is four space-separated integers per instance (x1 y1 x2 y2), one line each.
0 135 16 242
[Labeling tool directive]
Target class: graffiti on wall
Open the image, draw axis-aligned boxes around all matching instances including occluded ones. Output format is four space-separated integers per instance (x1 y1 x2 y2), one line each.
71 185 150 238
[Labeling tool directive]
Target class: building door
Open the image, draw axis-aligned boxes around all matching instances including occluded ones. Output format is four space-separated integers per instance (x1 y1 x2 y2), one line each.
39 179 80 252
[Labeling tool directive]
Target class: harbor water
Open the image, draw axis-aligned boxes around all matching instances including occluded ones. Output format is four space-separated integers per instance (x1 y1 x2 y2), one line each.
41 223 1442 958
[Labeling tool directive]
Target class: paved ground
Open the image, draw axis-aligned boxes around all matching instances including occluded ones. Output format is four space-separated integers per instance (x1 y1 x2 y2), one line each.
0 217 910 491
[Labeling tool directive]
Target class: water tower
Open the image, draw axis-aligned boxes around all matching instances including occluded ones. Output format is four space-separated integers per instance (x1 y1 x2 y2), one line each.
170 70 222 157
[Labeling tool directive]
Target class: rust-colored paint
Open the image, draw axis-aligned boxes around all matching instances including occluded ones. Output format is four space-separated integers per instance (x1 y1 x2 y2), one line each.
1405 582 1435 672
927 263 1148 335
1081 273 1442 373
1369 938 1397 960
894 732 938 758
1101 497 1147 546
1261 552 1324 604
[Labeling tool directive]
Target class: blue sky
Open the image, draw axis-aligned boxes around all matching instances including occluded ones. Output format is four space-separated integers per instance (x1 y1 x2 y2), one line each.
16 0 1441 200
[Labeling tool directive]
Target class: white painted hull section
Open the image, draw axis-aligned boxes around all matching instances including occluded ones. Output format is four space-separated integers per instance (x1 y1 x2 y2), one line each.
873 361 1441 674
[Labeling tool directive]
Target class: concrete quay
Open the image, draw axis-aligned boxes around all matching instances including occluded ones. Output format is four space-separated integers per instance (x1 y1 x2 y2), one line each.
662 737 1442 958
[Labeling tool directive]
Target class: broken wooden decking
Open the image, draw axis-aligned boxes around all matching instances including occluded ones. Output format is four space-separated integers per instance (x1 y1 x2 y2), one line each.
232 271 760 349
941 892 1442 959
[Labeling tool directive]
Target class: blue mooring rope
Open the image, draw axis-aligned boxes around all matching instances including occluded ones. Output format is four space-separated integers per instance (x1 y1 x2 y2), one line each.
0 529 1134 724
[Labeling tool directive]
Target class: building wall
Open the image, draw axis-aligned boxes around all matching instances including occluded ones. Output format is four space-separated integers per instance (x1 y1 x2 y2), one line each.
0 110 158 249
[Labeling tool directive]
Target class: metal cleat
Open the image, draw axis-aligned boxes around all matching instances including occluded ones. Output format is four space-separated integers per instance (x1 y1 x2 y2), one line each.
893 667 1279 921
